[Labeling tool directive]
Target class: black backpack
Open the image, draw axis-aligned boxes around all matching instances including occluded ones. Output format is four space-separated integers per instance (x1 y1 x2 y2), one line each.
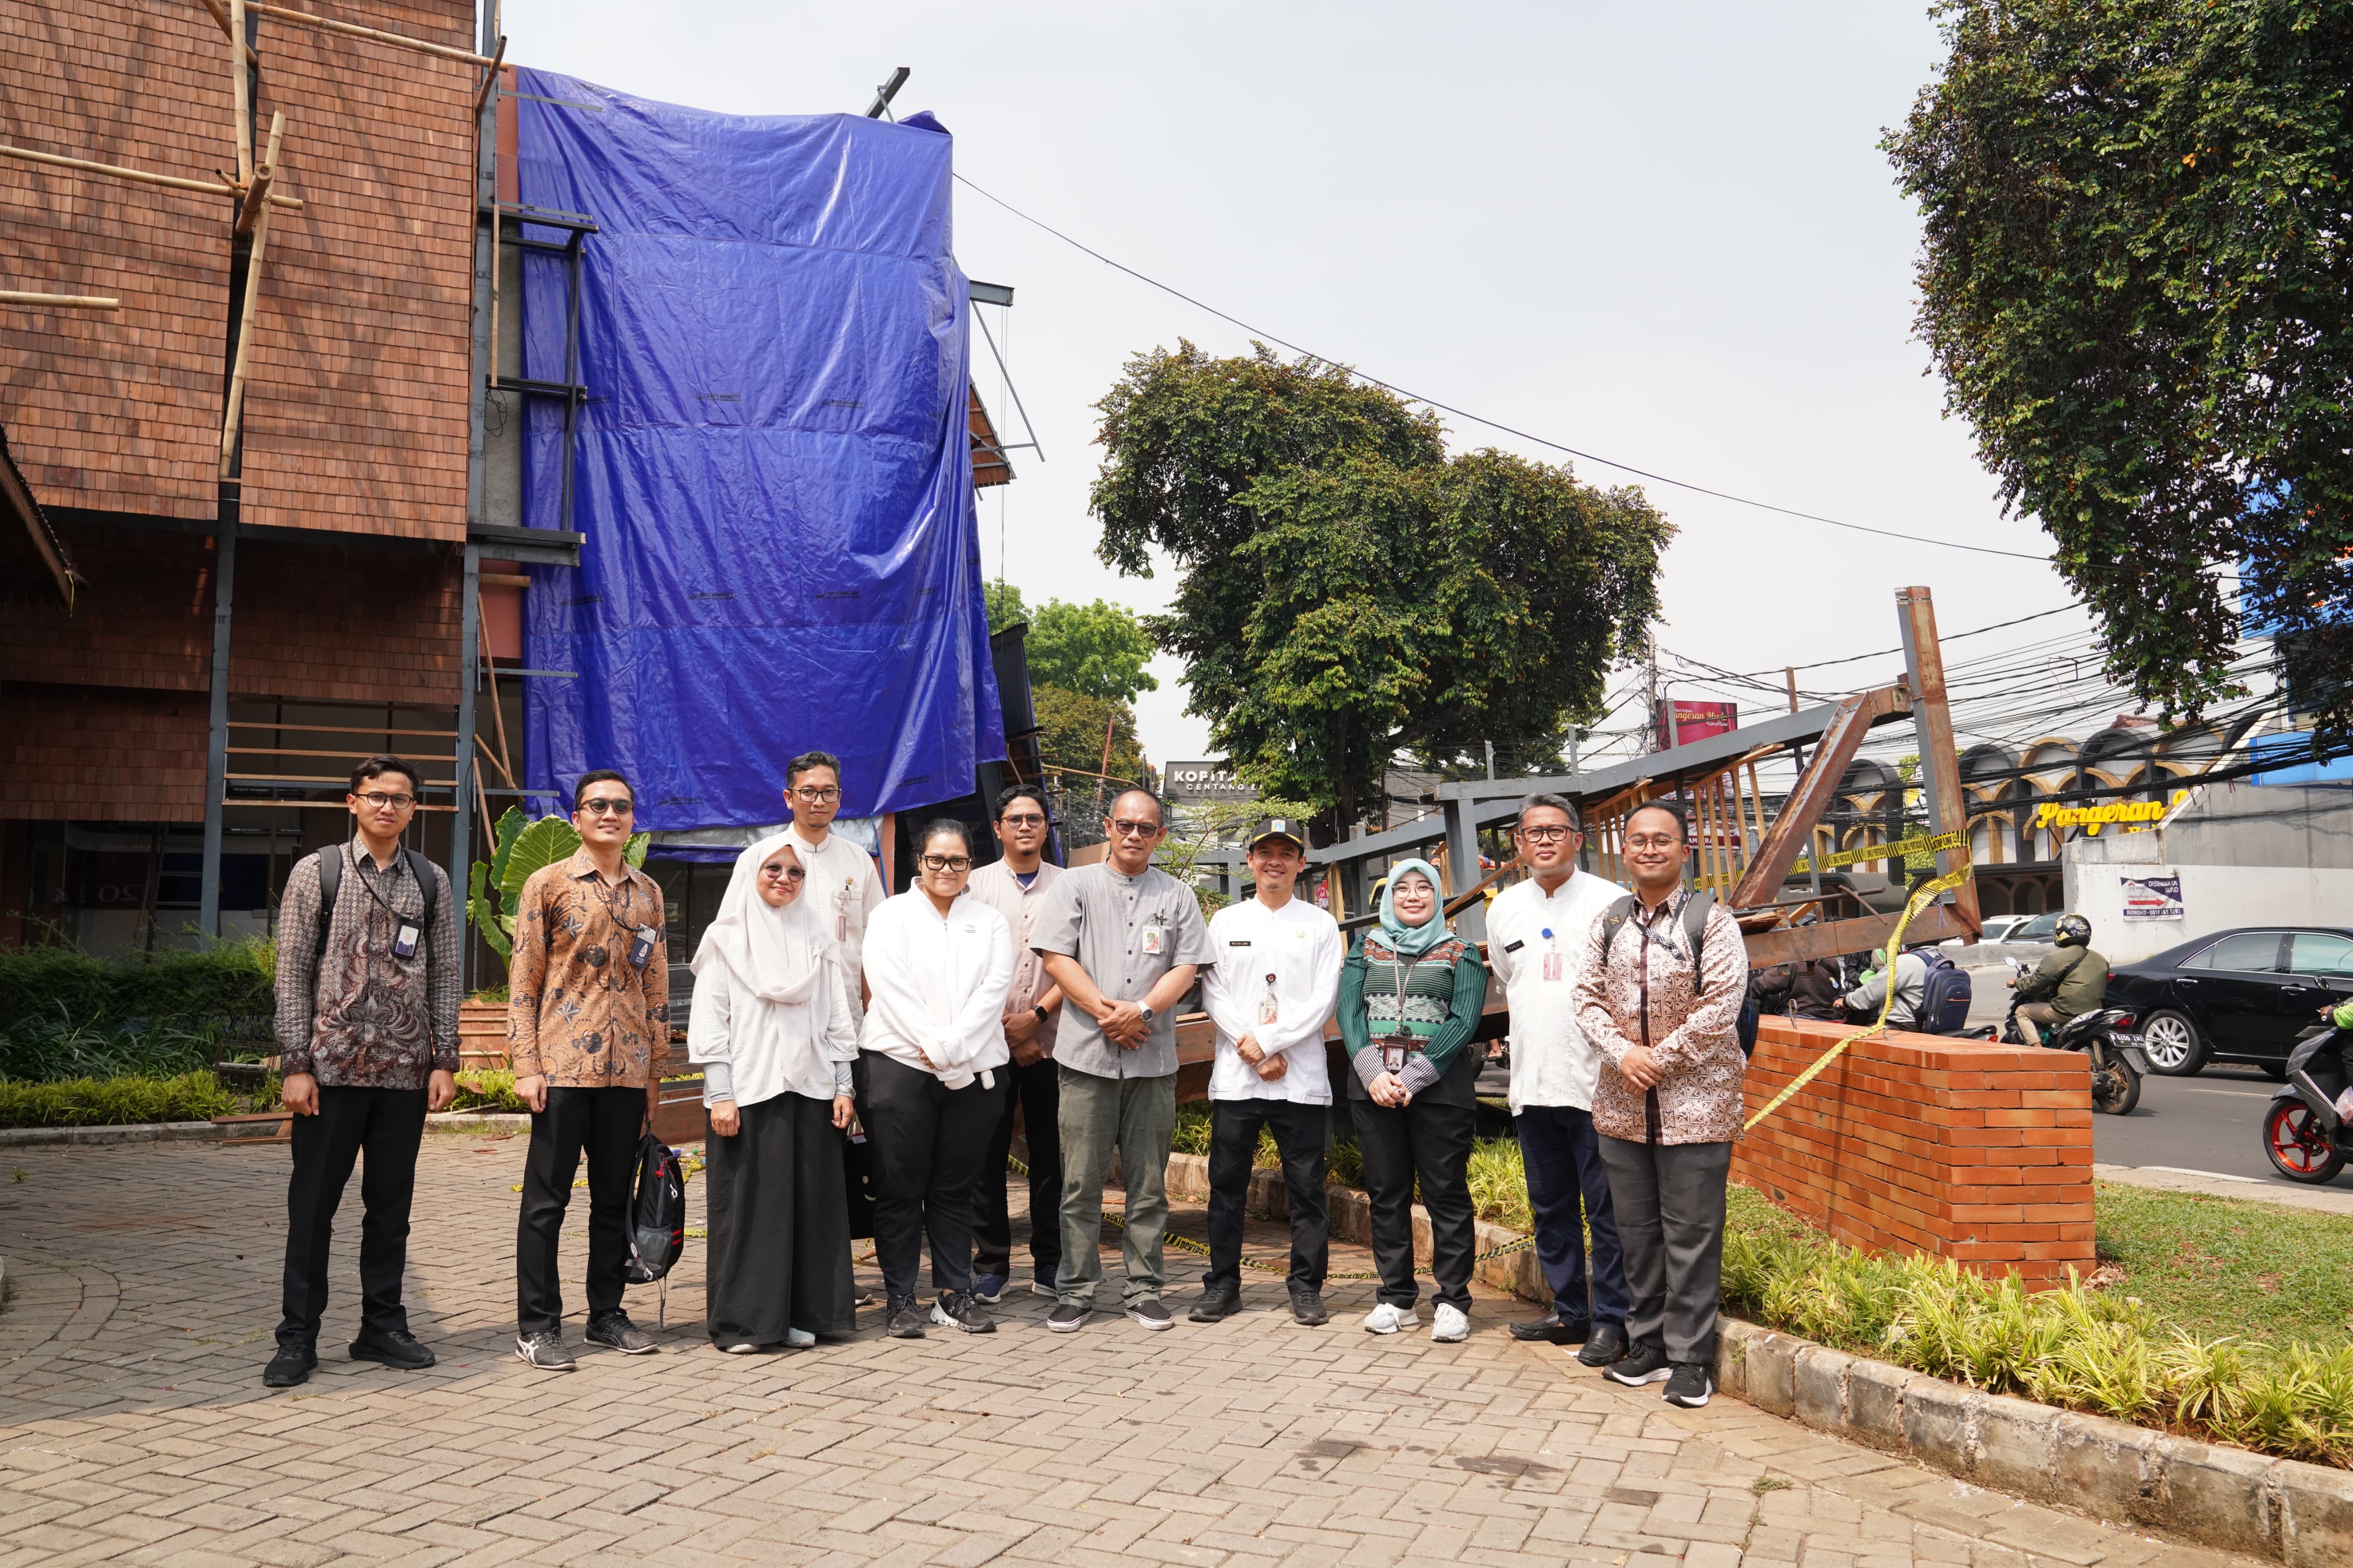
622 1134 687 1284
1914 948 1975 1035
313 844 439 962
1597 889 1760 1056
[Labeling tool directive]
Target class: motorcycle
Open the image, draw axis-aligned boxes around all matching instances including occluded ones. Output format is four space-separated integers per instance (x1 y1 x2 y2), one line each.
1999 1000 2151 1116
2261 1022 2353 1185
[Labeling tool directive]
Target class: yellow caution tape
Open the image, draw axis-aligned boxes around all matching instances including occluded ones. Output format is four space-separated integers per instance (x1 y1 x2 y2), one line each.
1741 863 1974 1133
1785 827 1965 877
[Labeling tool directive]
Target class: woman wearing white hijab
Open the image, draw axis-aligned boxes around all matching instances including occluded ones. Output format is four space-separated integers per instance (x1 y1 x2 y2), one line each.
859 819 1014 1338
689 835 857 1352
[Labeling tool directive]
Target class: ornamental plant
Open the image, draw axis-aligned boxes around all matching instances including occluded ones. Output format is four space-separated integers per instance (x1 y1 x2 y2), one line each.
466 806 650 968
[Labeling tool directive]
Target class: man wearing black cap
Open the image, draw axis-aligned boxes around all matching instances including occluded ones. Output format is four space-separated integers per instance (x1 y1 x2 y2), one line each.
1191 820 1344 1326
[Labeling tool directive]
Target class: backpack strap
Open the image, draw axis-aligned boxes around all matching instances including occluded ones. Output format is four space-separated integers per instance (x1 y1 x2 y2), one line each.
1598 894 1640 958
404 847 439 933
1681 888 1717 971
313 845 342 964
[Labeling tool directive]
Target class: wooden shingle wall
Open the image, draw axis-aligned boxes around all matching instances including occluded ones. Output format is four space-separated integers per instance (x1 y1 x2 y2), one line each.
0 4 235 521
0 1 479 540
0 685 210 822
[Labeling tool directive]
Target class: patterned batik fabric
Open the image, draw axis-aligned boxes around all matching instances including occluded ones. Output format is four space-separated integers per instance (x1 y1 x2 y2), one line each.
507 851 670 1088
273 841 460 1087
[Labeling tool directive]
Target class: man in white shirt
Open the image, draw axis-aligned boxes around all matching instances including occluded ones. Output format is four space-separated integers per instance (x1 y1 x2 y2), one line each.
964 784 1067 1304
1486 793 1632 1366
1190 820 1344 1328
781 750 888 1020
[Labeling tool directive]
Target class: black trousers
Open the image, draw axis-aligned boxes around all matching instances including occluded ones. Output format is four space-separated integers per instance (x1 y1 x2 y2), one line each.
1351 1095 1477 1311
704 1092 855 1345
972 1053 1063 1284
862 1052 1008 1302
277 1085 428 1349
515 1085 644 1337
1515 1104 1628 1325
1205 1098 1329 1292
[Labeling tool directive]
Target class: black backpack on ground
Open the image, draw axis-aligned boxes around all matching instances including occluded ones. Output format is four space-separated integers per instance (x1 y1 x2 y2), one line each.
622 1134 687 1284
312 844 439 961
1914 948 1975 1035
1597 889 1761 1056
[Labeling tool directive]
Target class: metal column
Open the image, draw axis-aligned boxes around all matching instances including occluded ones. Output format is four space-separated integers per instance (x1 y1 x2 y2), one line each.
454 6 499 975
1442 796 1485 941
197 519 238 939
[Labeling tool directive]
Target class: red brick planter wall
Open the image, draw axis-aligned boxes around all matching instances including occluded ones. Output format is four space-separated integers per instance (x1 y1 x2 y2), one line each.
1733 1017 2095 1288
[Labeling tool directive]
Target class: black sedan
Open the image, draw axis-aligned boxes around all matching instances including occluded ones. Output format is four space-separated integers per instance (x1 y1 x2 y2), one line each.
2104 927 2353 1076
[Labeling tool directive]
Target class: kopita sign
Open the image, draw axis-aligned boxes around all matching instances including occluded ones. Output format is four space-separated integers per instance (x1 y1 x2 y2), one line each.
1164 759 1253 802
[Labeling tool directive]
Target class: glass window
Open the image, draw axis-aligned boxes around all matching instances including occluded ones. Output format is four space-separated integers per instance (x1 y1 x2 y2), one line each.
2011 913 2059 942
2185 932 2285 973
2287 932 2353 978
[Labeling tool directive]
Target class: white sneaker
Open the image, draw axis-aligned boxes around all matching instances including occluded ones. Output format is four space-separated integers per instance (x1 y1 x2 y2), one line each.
783 1328 816 1349
717 1342 760 1355
1431 1304 1469 1343
1363 1302 1416 1335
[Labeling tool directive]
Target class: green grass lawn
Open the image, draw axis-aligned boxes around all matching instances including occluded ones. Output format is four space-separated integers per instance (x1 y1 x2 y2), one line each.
2091 1181 2353 1347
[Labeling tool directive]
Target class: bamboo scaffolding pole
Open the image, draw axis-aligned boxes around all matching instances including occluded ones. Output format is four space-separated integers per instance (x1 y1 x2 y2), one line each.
195 0 262 63
476 595 520 789
0 291 120 309
219 111 285 479
228 0 253 184
1726 766 1748 879
0 144 303 209
234 111 280 236
474 37 507 113
248 3 501 67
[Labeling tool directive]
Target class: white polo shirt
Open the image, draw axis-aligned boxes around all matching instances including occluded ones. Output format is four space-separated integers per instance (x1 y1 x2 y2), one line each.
1486 869 1627 1113
1201 894 1344 1104
789 820 887 1018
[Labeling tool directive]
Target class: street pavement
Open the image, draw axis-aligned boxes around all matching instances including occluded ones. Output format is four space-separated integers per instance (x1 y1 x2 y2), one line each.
0 1136 2265 1567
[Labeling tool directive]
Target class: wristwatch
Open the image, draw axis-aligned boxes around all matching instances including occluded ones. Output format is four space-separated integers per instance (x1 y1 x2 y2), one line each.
1138 1003 1157 1024
1032 1004 1049 1025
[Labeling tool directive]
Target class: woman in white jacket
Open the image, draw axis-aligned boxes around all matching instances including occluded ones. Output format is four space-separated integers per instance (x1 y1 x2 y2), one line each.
688 836 859 1353
859 819 1014 1337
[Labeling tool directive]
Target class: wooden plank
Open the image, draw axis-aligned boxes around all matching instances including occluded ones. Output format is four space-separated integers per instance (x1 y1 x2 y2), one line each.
227 722 460 738
1729 685 1908 908
222 798 456 811
1740 903 1975 969
225 747 458 762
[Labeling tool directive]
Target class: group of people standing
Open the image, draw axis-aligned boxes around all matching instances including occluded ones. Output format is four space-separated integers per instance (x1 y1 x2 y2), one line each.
264 752 1748 1414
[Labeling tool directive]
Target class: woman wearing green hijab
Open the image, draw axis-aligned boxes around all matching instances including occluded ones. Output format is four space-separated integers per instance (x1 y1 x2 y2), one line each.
1337 858 1489 1342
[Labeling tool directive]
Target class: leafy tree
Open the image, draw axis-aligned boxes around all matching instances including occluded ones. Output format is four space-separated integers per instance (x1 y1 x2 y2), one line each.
1092 343 1670 835
1027 598 1161 703
1031 684 1147 789
984 580 1029 636
1886 1 2353 736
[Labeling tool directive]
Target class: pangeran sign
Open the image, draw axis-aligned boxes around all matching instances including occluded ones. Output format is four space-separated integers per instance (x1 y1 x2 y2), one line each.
2029 788 2190 835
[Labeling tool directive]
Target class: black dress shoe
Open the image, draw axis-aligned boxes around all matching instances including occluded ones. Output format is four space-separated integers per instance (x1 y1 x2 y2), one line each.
1508 1315 1592 1345
1578 1321 1631 1367
1188 1284 1242 1323
349 1328 436 1371
263 1341 317 1388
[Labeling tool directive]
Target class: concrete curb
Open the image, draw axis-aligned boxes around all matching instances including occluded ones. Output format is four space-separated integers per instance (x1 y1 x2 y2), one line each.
0 1121 230 1149
1717 1318 2353 1566
425 1112 532 1134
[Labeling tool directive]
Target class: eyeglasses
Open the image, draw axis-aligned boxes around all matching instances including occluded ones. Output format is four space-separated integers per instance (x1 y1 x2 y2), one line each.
355 792 416 810
1000 813 1047 827
919 854 972 874
759 865 807 882
792 786 841 802
1624 832 1682 850
1107 819 1160 838
1517 824 1578 843
578 797 635 816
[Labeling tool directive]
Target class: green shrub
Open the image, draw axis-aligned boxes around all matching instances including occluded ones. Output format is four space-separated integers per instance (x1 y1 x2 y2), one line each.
0 1071 236 1129
1722 1185 2353 1467
451 1068 527 1114
0 1011 232 1082
0 939 274 1035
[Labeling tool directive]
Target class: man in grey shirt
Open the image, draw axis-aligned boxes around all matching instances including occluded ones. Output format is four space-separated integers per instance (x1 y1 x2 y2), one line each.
1033 788 1214 1333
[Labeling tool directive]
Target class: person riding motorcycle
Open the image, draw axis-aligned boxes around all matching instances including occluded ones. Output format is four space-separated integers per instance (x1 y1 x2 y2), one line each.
2007 913 2107 1046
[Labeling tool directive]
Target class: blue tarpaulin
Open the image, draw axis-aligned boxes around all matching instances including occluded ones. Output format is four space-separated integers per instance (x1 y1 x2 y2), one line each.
515 70 1003 832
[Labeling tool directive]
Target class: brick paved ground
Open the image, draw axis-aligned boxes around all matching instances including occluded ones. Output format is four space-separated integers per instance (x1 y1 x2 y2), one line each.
0 1136 2266 1567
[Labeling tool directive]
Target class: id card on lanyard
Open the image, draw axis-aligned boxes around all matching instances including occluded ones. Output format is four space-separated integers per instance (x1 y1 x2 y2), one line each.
1540 925 1563 983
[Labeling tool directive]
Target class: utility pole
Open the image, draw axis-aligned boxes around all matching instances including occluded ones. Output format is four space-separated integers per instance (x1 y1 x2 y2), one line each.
1645 632 1660 754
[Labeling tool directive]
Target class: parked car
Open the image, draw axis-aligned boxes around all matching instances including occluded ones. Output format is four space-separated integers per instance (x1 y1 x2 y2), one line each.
2102 927 2353 1076
2002 911 2062 947
1947 913 2035 946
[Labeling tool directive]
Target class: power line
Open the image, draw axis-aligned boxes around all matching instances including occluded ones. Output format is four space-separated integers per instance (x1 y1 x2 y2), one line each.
953 172 2057 565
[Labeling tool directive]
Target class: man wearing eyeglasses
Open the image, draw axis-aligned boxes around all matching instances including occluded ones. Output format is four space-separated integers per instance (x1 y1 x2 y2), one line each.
1031 788 1214 1333
265 754 459 1388
1484 794 1631 1365
963 785 1067 1304
508 770 670 1370
782 750 887 1021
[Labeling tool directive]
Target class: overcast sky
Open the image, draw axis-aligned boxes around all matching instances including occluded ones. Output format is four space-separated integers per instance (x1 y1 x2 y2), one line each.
505 0 2093 768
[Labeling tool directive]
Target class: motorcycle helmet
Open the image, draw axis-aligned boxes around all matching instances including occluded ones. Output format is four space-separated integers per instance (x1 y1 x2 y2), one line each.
2053 913 2092 947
